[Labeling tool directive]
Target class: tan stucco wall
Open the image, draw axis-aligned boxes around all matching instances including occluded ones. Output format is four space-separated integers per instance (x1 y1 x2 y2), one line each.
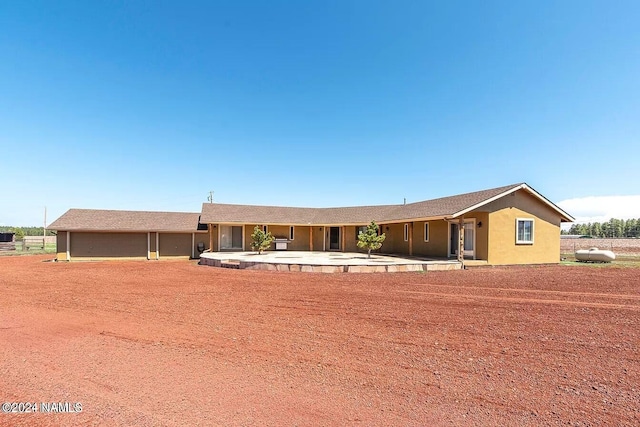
289 226 311 251
343 226 360 252
240 225 308 252
56 231 68 261
481 190 562 264
313 226 325 251
411 220 449 258
473 212 489 261
159 233 192 257
209 225 219 252
70 232 147 259
381 223 409 254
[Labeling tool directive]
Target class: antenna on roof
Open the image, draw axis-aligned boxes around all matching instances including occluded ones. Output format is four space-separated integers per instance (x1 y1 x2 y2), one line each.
207 191 214 204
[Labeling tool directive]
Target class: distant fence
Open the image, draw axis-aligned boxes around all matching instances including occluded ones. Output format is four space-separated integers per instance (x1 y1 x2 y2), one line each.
561 238 640 255
0 235 56 252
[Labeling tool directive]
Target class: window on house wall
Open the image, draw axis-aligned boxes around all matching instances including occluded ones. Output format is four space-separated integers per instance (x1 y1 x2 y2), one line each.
289 226 295 240
355 226 367 240
263 225 268 233
404 223 409 241
516 218 534 244
424 222 430 242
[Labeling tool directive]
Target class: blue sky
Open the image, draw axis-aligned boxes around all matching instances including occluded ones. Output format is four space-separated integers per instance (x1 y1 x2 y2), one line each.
1 1 639 226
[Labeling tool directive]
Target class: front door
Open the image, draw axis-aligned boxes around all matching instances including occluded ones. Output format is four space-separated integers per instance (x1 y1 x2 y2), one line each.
329 227 340 250
449 222 475 258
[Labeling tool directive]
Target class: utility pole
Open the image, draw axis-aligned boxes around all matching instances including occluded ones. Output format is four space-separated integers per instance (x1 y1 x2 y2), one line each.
207 191 214 203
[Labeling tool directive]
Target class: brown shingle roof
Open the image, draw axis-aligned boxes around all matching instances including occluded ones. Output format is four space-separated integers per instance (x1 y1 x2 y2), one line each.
48 209 203 232
199 183 557 225
384 183 525 221
50 183 573 231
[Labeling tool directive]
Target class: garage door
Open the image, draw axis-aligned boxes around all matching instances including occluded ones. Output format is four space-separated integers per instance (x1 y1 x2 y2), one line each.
159 233 192 257
70 232 147 258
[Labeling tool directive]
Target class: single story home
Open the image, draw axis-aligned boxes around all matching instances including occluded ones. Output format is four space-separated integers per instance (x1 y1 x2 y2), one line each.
49 183 574 265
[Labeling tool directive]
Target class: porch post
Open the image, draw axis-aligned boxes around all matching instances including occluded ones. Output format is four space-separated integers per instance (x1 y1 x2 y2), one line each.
309 226 313 251
408 222 413 256
323 226 326 251
341 226 345 252
458 217 465 265
208 224 214 252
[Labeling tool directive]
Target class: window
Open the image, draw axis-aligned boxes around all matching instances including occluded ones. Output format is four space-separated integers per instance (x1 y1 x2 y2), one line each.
516 218 534 244
289 226 295 240
404 223 409 241
356 226 367 240
262 225 268 233
424 222 430 242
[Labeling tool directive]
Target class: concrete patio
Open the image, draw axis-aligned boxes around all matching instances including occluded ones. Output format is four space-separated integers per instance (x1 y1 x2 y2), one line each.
199 251 462 273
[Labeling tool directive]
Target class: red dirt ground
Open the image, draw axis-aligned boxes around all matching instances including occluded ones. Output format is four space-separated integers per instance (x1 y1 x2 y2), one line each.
1 255 638 426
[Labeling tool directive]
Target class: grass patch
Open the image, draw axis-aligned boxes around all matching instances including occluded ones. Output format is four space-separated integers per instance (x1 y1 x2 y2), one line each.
0 243 56 257
561 253 640 268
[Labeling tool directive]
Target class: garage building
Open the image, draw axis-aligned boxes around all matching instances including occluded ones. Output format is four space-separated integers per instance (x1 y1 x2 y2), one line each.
48 209 207 261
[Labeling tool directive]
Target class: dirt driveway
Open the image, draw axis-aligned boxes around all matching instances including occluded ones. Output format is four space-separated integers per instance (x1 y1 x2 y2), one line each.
1 256 638 426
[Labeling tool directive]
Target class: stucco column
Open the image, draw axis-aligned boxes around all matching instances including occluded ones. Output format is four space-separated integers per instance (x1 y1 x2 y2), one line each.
208 224 214 252
458 217 465 264
341 226 345 252
309 226 313 251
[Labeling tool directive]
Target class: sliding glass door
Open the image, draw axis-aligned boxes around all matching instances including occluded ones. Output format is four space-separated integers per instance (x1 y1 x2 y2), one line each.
220 225 243 250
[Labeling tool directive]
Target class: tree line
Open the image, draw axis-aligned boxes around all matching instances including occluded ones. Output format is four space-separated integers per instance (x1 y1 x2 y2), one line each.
562 218 640 238
0 226 56 240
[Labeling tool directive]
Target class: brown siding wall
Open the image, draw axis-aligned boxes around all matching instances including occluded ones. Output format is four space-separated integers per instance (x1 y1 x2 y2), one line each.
70 232 147 259
482 190 562 264
159 233 192 257
193 233 207 257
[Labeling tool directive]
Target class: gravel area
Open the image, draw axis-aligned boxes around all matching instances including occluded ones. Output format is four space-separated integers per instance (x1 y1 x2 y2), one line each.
1 255 638 426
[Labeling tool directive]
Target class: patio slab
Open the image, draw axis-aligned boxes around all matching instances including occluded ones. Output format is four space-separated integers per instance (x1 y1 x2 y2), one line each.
199 251 462 273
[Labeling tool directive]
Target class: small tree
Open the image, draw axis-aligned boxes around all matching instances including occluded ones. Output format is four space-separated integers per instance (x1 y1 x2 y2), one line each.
357 221 386 259
250 225 274 254
13 228 25 241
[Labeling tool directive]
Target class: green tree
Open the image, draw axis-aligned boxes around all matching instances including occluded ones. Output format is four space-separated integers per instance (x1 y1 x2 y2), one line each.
13 228 25 241
250 225 274 254
357 221 386 259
